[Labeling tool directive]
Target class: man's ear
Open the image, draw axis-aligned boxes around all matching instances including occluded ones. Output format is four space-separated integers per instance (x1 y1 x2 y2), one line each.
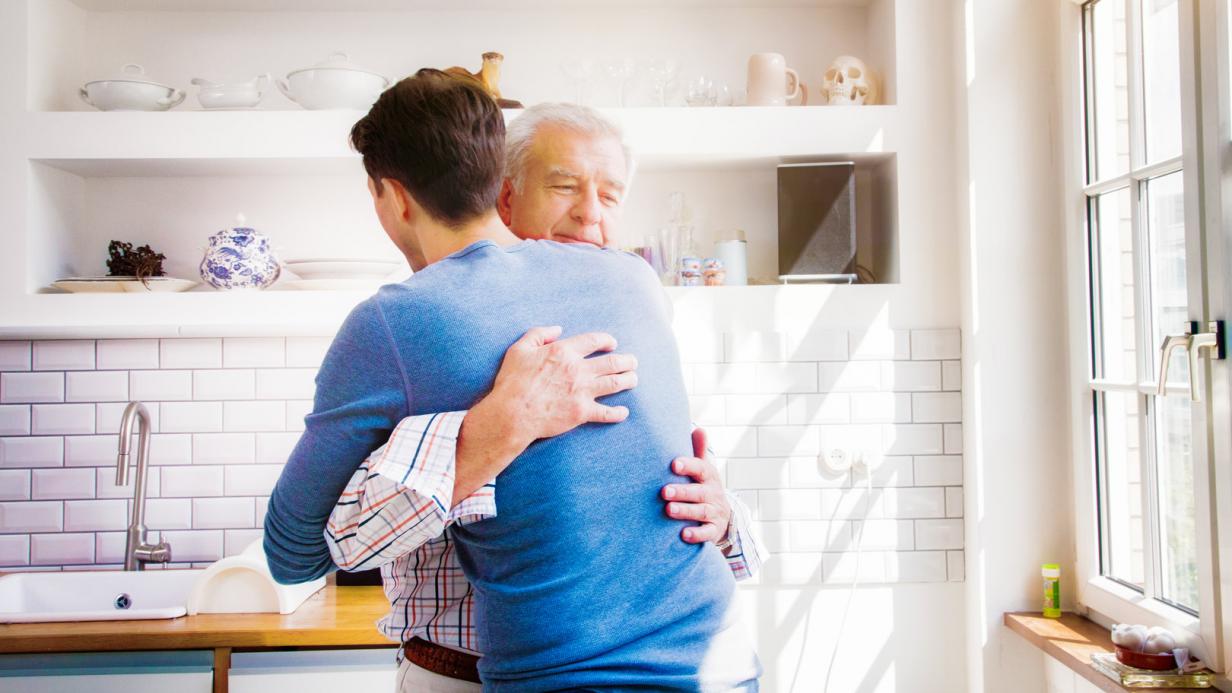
496 178 515 227
383 178 415 223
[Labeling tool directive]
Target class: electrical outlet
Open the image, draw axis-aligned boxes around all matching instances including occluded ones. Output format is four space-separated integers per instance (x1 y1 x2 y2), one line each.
822 448 851 473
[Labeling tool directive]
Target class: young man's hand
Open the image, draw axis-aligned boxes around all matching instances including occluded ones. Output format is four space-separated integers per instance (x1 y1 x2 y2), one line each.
661 428 733 549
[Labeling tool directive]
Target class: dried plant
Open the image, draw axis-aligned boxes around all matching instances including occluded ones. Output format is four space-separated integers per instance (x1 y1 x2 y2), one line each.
106 241 166 287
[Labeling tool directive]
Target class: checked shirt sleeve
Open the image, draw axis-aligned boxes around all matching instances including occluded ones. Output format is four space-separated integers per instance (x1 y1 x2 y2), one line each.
722 489 765 580
326 410 496 572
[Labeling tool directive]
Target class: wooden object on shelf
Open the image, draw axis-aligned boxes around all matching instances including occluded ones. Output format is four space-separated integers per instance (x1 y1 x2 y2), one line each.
444 51 523 109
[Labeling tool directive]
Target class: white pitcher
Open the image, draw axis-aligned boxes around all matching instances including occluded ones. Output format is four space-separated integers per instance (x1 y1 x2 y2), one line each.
746 53 800 107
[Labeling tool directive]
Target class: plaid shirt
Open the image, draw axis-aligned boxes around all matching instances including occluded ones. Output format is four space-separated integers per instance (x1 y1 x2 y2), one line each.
326 411 764 655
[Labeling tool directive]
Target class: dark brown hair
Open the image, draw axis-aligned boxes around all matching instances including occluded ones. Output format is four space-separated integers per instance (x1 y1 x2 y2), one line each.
350 69 505 228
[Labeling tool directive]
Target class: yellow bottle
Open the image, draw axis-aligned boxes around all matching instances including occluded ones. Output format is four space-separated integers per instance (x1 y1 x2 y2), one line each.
1042 563 1061 618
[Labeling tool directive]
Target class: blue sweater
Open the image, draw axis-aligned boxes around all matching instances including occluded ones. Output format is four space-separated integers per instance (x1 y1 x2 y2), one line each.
265 240 734 690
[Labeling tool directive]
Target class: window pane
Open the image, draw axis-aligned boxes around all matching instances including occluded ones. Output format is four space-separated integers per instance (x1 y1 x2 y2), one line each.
1088 0 1131 181
1094 188 1137 381
1142 0 1182 162
1155 394 1198 611
1097 390 1146 588
1147 171 1187 386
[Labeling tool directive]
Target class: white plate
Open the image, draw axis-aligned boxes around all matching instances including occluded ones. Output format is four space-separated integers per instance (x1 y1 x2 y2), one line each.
51 277 199 293
276 278 391 291
283 259 401 280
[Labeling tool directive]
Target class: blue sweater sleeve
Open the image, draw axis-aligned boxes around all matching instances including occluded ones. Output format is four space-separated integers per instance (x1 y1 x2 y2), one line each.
263 296 411 584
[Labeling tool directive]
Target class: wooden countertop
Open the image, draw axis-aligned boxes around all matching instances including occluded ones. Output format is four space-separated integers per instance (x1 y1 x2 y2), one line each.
0 585 394 654
1004 612 1214 692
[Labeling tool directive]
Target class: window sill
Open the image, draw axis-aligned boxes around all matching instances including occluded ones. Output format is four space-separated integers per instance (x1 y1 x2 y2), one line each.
1002 612 1219 692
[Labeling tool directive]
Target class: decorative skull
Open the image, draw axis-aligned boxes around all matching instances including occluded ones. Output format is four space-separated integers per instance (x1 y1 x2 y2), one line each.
821 55 879 105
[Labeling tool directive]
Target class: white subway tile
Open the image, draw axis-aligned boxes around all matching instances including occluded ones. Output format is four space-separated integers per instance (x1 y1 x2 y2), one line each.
692 364 757 395
823 551 888 584
96 339 159 370
725 331 785 362
786 330 848 362
0 501 63 532
64 434 119 467
818 362 881 392
725 395 788 426
700 426 757 458
850 393 912 424
758 426 820 457
224 338 285 368
0 535 29 565
786 393 850 425
856 456 914 487
688 396 726 426
30 533 94 565
882 424 944 455
915 519 964 550
911 393 962 423
759 489 823 521
31 403 96 435
672 327 723 363
224 528 265 557
889 551 948 582
224 401 285 432
145 498 192 530
789 520 850 552
161 338 222 369
762 553 824 585
159 401 223 433
95 532 126 564
1 372 64 403
911 329 961 360
149 434 193 466
224 464 283 496
0 342 31 371
914 456 963 486
97 402 159 434
754 363 817 394
726 459 790 490
193 497 254 529
285 337 331 368
820 488 876 520
880 362 942 392
285 400 311 432
65 371 129 402
130 370 193 401
255 369 317 400
946 487 964 518
0 470 30 500
193 433 255 465
849 329 910 361
254 496 269 526
32 340 95 371
0 405 30 435
947 550 965 581
194 369 255 400
97 467 159 500
63 499 128 531
942 361 962 391
944 424 963 454
853 519 914 550
787 457 851 489
256 432 300 465
882 488 946 519
31 468 95 500
818 424 882 453
753 521 790 553
161 466 225 497
0 437 63 468
159 530 224 562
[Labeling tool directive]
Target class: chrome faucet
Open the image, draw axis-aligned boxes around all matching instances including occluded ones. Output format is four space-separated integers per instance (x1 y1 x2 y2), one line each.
115 401 171 571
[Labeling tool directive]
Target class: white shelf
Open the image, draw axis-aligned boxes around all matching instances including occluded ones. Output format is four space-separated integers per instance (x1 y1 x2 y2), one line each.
68 0 870 11
26 107 899 176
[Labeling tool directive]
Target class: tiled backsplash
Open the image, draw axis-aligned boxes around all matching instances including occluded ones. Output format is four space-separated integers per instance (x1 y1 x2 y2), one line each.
0 329 963 583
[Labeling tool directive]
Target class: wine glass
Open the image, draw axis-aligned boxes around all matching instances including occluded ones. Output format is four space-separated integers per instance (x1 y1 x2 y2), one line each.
645 59 679 107
601 57 635 107
560 59 596 105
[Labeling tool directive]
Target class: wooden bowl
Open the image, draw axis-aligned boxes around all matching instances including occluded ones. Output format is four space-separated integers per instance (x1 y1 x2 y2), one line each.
1115 644 1178 671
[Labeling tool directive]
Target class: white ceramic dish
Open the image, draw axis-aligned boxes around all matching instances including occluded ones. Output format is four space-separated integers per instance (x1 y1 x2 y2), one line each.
52 276 199 293
80 64 185 111
283 258 401 280
277 278 392 291
278 52 389 110
191 74 271 109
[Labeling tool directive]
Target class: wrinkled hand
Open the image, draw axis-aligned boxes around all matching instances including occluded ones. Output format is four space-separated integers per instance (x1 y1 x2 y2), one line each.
487 326 638 445
662 428 732 547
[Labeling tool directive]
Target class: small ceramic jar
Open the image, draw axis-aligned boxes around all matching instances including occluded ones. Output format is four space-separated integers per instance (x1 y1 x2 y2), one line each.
200 215 280 290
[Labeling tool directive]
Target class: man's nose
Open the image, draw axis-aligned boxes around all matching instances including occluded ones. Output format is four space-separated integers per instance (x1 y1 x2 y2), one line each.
570 190 603 227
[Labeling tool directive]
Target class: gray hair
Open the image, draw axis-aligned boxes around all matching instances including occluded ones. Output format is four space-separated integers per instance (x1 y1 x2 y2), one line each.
504 102 636 193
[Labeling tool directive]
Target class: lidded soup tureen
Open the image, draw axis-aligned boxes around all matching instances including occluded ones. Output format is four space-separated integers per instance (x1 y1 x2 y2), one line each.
200 214 280 290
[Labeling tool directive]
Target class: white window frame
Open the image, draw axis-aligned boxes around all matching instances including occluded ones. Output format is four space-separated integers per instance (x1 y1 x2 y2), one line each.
1064 0 1231 674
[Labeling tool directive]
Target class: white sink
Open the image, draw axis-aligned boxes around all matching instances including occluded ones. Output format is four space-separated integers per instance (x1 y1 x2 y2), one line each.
0 569 204 623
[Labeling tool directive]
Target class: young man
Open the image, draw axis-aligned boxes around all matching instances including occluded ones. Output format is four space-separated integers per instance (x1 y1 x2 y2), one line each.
269 71 760 691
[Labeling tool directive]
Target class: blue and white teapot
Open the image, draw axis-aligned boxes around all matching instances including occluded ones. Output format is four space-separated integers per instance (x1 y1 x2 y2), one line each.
200 214 281 290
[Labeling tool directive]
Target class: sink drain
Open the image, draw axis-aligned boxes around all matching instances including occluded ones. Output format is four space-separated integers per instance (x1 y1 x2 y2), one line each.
114 593 132 610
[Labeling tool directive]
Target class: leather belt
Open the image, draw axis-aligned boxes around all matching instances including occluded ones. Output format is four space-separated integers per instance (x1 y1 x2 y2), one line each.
403 637 481 683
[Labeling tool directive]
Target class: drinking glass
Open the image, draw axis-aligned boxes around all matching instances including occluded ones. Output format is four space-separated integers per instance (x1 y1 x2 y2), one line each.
602 57 635 107
645 59 679 107
560 59 596 105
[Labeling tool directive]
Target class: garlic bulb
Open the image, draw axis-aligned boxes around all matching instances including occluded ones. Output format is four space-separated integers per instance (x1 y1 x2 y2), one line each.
1144 626 1177 654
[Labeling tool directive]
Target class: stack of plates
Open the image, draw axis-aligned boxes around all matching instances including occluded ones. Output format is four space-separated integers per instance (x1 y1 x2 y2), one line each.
279 258 403 290
51 276 198 293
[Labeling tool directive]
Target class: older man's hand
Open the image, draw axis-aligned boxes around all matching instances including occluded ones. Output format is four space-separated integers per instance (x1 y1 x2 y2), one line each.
662 428 732 549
